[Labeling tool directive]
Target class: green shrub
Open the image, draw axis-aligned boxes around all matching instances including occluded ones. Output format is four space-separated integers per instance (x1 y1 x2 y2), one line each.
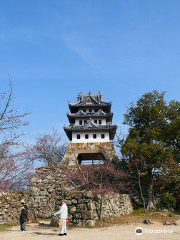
156 193 176 210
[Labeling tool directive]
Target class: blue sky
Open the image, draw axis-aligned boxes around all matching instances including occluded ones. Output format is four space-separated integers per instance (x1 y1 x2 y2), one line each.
0 0 180 144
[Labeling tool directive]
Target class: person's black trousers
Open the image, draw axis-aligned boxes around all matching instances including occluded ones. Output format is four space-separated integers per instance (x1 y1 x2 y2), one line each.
20 222 26 231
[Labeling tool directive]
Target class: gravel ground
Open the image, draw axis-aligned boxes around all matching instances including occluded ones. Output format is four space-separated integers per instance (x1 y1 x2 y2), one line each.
0 220 180 240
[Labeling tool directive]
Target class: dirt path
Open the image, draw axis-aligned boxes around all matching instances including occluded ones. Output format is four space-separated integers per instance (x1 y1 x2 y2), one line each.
0 221 180 240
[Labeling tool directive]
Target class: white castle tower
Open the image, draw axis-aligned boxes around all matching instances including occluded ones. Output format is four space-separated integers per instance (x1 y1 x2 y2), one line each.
63 92 119 165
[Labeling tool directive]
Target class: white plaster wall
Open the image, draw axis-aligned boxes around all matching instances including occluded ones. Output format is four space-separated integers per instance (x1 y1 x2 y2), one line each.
82 108 96 113
75 118 107 125
72 131 110 143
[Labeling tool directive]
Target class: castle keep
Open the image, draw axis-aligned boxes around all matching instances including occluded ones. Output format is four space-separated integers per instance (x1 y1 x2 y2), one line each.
0 92 133 226
63 92 119 165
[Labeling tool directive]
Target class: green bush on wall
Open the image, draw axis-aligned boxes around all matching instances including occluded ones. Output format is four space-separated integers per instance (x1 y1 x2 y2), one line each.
156 193 176 210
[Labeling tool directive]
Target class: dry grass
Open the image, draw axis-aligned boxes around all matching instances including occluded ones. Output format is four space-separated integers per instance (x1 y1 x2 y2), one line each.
38 208 180 229
94 209 180 228
0 223 18 232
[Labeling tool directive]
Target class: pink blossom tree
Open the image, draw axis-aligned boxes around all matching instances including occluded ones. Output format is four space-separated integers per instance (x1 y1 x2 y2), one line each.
66 162 130 219
25 129 66 166
0 81 30 191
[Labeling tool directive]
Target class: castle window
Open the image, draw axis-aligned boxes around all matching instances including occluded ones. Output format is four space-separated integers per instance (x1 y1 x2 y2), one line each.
99 120 102 124
85 134 89 139
83 109 86 112
84 120 87 124
101 134 105 139
77 134 80 139
94 120 97 124
79 120 82 125
89 109 92 113
95 109 98 112
93 134 97 139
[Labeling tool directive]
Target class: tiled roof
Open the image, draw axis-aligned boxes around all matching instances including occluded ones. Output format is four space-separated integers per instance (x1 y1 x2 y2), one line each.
67 109 112 117
64 119 117 131
69 92 111 107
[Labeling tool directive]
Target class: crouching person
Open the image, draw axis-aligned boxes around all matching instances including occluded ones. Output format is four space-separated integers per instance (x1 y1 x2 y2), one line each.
55 200 68 236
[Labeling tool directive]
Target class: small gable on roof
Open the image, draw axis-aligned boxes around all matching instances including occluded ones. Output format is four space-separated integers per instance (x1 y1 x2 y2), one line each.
94 109 106 116
84 119 99 129
79 95 100 105
76 110 86 116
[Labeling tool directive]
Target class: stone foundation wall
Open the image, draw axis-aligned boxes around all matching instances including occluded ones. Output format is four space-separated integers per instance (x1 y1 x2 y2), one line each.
63 142 119 165
0 166 133 226
93 193 133 219
0 192 27 224
53 191 133 226
0 167 67 224
28 166 69 218
29 167 133 226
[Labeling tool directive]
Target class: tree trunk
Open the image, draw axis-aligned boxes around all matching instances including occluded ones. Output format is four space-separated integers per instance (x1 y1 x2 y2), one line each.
99 194 103 220
146 169 155 210
137 168 146 213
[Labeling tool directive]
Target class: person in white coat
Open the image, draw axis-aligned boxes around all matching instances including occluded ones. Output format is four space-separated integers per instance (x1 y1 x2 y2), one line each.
55 200 68 236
